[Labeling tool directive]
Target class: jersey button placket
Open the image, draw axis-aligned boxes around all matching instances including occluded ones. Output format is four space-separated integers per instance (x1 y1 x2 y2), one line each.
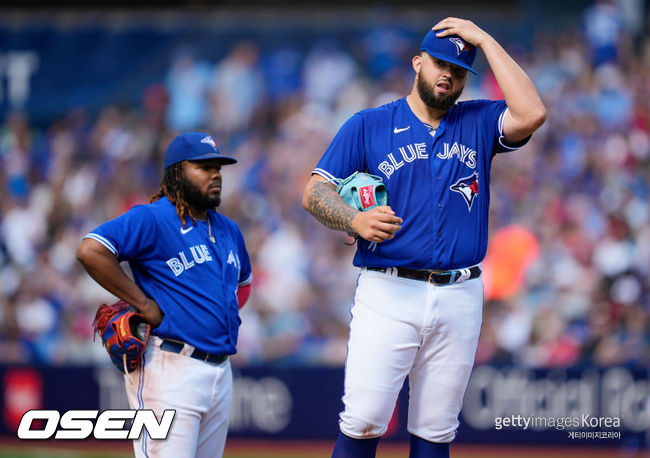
431 138 445 270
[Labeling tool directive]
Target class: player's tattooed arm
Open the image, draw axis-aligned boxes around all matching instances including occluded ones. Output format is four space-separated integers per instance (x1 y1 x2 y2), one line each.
303 175 403 242
305 181 358 233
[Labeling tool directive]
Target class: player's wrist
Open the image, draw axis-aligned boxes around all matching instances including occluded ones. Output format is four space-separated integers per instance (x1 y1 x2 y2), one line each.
349 211 364 236
475 33 495 50
139 298 163 327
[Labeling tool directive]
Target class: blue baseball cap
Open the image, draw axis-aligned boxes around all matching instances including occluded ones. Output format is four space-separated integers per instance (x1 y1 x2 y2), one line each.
163 132 237 169
420 30 478 75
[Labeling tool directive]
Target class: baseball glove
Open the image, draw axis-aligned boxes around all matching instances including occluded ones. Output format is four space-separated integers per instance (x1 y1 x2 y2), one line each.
335 171 388 212
92 300 151 374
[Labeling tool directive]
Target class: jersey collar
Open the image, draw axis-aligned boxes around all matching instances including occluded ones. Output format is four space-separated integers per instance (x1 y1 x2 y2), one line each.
400 97 449 140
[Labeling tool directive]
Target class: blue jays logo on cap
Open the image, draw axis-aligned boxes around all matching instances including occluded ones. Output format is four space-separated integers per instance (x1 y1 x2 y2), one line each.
449 37 473 55
164 132 237 169
200 135 218 150
420 30 478 75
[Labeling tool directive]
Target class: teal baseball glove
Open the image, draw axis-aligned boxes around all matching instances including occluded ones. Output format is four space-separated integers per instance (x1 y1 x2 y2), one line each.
335 172 388 212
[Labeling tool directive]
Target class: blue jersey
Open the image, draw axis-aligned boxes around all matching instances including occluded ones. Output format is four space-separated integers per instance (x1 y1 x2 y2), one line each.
314 97 529 270
85 197 252 355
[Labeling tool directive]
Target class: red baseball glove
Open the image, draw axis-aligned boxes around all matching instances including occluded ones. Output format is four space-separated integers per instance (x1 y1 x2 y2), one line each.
93 300 151 374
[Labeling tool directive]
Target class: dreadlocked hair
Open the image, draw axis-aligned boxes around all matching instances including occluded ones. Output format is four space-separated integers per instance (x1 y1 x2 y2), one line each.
150 163 195 228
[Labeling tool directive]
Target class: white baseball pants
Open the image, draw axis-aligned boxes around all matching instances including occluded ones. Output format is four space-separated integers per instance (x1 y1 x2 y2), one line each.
339 269 483 443
125 336 233 458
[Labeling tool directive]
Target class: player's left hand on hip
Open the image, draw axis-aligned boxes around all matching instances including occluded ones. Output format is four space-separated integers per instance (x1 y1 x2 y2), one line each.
139 298 164 328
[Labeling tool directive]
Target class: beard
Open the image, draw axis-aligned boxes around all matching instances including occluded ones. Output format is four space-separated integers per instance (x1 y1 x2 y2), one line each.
417 72 463 111
182 178 221 210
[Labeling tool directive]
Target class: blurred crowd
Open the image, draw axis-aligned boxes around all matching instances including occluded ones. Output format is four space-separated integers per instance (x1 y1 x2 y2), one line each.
0 1 648 369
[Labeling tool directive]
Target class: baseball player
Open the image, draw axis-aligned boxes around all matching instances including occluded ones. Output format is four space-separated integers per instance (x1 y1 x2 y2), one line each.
76 132 252 458
303 18 546 458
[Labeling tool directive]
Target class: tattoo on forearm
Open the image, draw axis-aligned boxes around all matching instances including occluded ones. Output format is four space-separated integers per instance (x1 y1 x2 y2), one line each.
307 182 358 233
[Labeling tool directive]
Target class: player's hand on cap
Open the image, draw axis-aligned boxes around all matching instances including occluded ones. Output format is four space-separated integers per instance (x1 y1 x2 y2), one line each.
432 17 489 48
351 206 402 243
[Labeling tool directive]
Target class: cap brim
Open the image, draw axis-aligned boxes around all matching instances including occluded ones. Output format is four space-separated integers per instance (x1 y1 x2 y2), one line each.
187 152 238 165
423 51 478 75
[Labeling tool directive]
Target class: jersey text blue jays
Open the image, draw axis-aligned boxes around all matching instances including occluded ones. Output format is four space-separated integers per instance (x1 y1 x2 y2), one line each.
313 97 529 270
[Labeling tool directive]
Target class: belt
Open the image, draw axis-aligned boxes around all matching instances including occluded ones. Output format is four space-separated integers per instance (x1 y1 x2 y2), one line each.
366 266 481 285
159 339 228 364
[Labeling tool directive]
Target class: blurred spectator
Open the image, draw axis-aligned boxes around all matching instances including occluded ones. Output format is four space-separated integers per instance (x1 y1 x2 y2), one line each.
358 8 413 79
583 0 626 66
263 46 303 104
303 39 358 109
209 41 264 142
165 47 212 131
